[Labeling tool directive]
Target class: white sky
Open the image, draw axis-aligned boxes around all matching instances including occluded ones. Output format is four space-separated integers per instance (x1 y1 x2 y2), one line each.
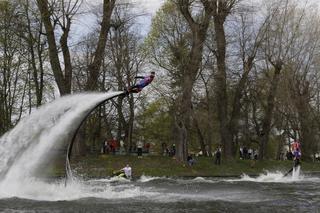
71 0 164 41
70 0 319 42
131 0 164 14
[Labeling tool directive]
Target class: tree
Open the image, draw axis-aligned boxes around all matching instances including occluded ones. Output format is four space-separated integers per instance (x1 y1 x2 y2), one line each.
145 1 213 161
0 0 29 134
85 0 116 91
21 0 47 107
36 0 81 95
255 0 309 159
172 0 215 161
105 3 145 151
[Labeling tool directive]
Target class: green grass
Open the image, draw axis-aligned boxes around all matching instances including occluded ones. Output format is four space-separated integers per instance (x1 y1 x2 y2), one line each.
47 154 320 178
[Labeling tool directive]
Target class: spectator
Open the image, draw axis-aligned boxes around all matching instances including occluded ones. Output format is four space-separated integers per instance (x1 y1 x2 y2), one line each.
205 144 210 156
243 147 248 159
254 149 258 160
110 138 117 155
101 141 106 154
170 144 176 157
248 148 253 159
137 140 143 158
144 142 150 153
161 142 167 156
119 139 125 155
239 147 243 159
187 154 195 166
215 146 222 165
105 140 110 154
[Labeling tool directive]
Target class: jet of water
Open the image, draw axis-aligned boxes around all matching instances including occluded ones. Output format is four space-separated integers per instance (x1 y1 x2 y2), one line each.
292 165 301 179
0 92 123 184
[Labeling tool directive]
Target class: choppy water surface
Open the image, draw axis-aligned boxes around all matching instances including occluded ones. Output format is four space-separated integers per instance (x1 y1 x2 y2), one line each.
0 172 319 213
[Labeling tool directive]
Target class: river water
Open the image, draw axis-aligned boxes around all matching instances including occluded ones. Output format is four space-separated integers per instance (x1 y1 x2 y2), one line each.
0 172 319 213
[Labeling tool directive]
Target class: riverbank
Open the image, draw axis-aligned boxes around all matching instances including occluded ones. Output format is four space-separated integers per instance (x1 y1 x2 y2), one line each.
47 154 320 178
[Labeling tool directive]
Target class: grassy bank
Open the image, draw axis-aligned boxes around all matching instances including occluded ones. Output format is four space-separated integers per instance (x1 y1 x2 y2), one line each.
48 154 320 178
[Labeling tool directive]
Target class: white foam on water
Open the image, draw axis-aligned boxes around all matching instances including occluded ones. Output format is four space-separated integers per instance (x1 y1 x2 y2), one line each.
188 177 217 184
89 176 131 184
0 175 270 203
225 169 320 183
0 177 160 201
292 165 301 179
137 175 162 183
238 171 295 182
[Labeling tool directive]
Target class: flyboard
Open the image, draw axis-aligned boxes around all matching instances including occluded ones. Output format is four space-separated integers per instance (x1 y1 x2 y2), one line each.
65 91 127 185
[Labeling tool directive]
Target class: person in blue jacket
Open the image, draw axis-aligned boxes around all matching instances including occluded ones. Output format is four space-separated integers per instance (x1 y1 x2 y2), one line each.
293 148 301 168
125 71 155 94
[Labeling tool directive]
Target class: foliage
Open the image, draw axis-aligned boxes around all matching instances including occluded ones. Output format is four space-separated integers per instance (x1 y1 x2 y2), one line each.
135 98 173 151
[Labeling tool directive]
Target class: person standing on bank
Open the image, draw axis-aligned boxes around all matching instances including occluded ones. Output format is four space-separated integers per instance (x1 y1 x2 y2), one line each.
137 140 143 158
215 146 222 165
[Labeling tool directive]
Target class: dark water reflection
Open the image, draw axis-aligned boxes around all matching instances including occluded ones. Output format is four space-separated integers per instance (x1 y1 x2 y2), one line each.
0 174 319 213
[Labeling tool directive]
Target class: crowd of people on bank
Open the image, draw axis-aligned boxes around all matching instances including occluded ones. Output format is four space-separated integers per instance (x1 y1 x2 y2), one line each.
102 138 150 156
239 147 259 160
161 142 176 157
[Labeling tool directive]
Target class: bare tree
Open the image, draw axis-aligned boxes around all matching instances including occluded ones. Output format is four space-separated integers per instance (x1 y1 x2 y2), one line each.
21 0 46 106
0 1 29 134
85 0 116 91
36 0 81 95
105 3 145 152
254 0 309 159
170 0 215 161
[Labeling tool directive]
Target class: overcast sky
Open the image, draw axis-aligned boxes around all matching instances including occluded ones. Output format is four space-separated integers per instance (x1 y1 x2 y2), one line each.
70 0 164 41
71 0 319 42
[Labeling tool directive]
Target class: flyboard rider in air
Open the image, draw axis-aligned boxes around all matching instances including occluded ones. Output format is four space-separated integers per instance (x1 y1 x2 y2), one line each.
125 71 155 95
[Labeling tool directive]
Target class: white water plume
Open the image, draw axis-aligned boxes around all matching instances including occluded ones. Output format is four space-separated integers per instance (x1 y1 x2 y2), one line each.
0 92 123 186
292 165 301 179
235 170 305 183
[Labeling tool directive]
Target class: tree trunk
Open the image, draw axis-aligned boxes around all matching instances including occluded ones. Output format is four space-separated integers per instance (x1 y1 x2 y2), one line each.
294 86 316 160
194 117 207 156
175 118 188 161
299 113 316 160
259 64 282 159
36 0 67 95
86 0 116 91
213 16 233 159
59 16 72 94
175 0 213 161
174 68 197 161
229 58 254 140
24 1 44 106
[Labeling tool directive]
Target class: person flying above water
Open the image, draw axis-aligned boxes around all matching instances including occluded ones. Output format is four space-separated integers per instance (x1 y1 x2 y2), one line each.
125 71 155 95
293 147 301 168
291 140 301 167
291 140 301 152
284 140 302 177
